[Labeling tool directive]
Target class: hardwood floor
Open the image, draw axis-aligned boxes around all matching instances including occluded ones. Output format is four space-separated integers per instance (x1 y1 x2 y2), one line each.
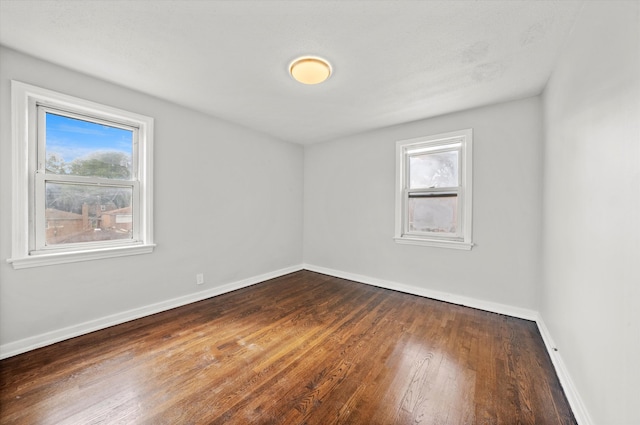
0 270 576 425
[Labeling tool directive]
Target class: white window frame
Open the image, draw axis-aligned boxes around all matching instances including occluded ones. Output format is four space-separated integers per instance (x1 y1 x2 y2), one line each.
8 81 155 269
394 129 473 250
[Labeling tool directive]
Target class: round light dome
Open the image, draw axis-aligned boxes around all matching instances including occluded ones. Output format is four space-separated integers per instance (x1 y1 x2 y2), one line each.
289 56 332 85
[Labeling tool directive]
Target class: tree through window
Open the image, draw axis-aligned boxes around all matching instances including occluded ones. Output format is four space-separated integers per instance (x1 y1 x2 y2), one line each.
9 81 154 268
39 111 137 246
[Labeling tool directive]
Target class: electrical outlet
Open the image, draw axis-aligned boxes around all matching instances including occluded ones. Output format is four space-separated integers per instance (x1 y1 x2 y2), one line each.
196 273 204 285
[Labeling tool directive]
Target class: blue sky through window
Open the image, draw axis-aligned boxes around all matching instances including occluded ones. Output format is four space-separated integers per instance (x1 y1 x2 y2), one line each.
45 113 133 163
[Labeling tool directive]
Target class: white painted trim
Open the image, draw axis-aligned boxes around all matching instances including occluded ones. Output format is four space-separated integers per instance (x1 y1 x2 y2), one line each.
535 315 594 425
7 243 156 269
0 264 304 359
9 80 155 269
303 263 538 320
393 237 474 250
303 263 592 425
395 128 474 250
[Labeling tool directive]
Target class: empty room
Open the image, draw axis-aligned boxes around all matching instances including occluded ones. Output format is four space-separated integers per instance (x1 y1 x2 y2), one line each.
0 1 638 424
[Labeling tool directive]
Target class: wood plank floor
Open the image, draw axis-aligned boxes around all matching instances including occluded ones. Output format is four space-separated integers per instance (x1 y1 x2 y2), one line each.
0 270 576 425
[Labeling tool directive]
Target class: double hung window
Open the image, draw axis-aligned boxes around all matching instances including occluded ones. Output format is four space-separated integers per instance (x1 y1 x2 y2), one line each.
395 129 473 250
9 81 154 268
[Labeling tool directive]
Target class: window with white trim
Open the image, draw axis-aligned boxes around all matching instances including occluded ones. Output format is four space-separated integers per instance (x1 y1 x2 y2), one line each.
8 81 154 269
394 129 473 250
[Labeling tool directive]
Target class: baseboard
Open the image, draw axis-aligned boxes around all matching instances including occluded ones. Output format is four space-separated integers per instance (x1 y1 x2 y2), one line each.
0 264 304 360
535 315 594 425
303 263 539 321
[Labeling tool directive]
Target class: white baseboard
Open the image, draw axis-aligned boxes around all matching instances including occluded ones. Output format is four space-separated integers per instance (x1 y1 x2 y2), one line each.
303 263 592 425
535 315 593 425
303 263 539 321
0 264 304 360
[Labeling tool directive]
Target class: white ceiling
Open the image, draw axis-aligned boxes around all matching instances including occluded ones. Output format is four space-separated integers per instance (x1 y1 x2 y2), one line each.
0 0 584 145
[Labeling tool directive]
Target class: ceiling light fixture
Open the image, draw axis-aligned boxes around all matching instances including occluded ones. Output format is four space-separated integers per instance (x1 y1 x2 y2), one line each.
289 56 332 85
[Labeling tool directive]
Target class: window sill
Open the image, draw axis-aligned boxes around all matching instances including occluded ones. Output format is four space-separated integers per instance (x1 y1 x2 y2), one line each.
394 236 473 250
7 244 156 269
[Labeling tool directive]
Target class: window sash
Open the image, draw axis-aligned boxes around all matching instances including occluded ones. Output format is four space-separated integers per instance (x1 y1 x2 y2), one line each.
406 145 461 186
402 188 463 239
403 144 464 238
394 129 473 249
32 102 142 254
33 173 141 253
37 105 139 181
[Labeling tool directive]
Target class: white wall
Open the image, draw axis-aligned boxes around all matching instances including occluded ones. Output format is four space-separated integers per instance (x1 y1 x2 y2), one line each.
541 2 640 424
2 3 638 421
0 47 303 352
304 96 543 311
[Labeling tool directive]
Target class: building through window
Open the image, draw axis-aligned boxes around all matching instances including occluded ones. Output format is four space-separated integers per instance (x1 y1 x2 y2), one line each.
9 81 155 268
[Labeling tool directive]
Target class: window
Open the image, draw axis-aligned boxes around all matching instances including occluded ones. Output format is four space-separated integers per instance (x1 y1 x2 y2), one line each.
394 129 473 250
8 81 154 269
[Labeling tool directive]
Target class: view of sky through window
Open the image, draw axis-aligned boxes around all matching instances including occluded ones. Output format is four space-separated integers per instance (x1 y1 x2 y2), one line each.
42 113 137 244
45 112 133 164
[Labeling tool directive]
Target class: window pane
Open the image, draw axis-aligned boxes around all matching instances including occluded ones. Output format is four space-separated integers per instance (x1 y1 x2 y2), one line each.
409 150 458 189
45 112 133 180
408 194 457 233
45 183 133 245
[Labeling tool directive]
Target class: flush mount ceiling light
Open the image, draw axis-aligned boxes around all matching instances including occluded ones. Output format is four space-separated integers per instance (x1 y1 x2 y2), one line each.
289 56 332 85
